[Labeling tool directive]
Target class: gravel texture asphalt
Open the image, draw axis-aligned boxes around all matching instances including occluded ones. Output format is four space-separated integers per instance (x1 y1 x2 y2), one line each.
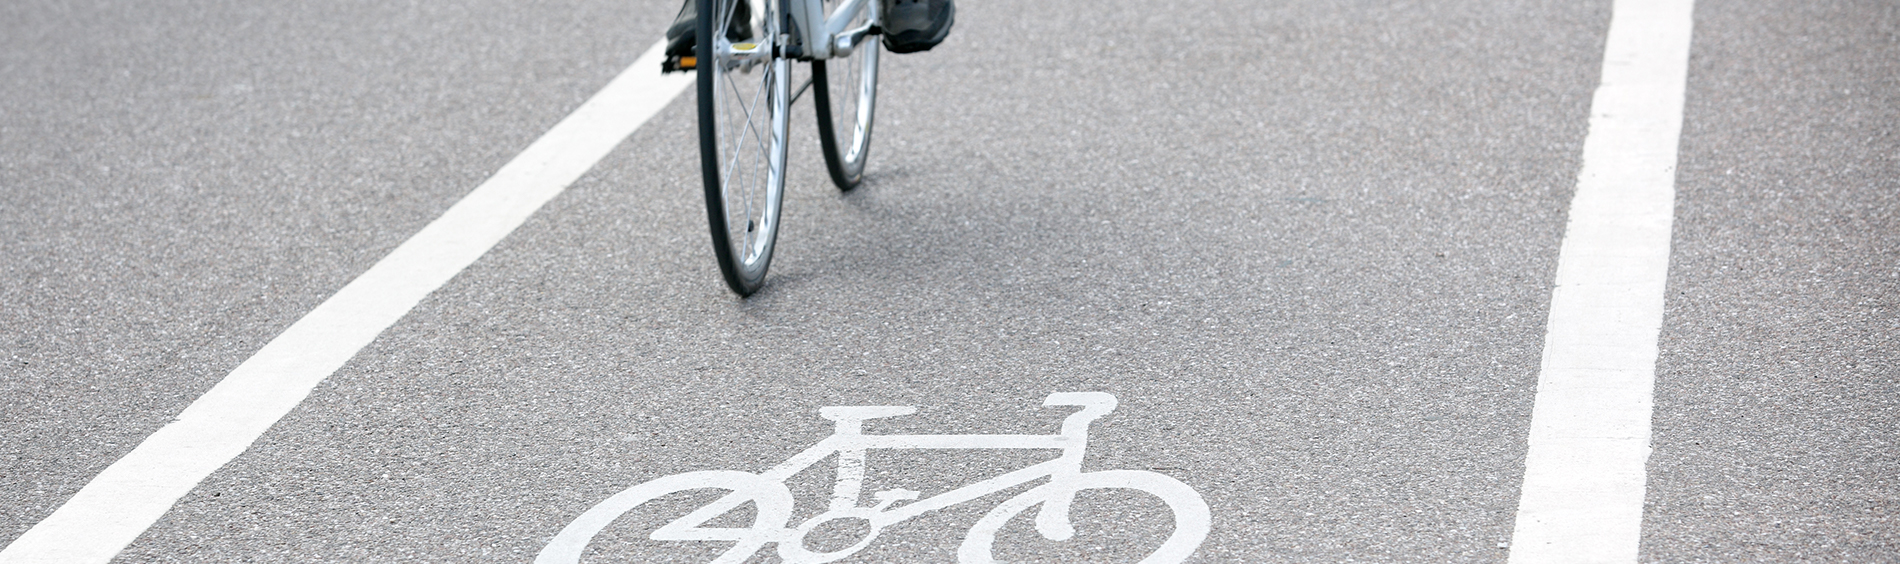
1 0 1893 562
1642 0 1899 560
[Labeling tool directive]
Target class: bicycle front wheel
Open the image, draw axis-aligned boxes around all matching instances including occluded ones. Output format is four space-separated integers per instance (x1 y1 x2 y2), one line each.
811 0 879 191
699 0 791 296
956 470 1211 564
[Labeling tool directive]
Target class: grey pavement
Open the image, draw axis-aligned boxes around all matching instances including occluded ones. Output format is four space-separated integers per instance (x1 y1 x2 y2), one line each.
1643 0 1899 560
0 0 1893 562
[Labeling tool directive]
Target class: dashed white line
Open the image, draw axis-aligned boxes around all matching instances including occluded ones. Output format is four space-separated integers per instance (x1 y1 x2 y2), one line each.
1508 0 1696 562
0 40 691 564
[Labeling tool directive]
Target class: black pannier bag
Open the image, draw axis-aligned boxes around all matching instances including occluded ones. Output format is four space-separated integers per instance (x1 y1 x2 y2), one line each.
881 0 954 53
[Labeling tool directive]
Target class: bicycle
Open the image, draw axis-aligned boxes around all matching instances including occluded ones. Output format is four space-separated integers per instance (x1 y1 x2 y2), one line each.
669 0 882 295
535 392 1211 563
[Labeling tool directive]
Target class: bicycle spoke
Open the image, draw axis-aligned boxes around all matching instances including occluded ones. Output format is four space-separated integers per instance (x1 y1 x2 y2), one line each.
721 73 768 258
711 2 777 264
716 78 745 249
738 71 769 255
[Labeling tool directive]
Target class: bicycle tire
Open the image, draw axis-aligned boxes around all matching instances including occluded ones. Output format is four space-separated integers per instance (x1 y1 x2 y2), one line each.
535 470 795 564
811 1 880 191
699 0 791 296
956 470 1211 564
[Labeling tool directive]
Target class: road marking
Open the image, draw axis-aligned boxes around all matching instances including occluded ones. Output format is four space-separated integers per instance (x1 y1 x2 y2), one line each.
1508 0 1695 562
536 393 1210 564
0 40 692 564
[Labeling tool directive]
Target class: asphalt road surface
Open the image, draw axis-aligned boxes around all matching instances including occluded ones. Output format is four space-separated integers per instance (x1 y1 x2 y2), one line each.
2 0 1895 562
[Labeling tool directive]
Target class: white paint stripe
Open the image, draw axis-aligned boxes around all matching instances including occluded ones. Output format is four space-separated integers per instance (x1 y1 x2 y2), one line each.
1507 0 1694 562
0 40 691 564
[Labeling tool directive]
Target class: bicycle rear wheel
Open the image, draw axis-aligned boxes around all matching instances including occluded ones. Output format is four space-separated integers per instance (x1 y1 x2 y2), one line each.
535 470 794 563
699 0 790 296
812 0 879 191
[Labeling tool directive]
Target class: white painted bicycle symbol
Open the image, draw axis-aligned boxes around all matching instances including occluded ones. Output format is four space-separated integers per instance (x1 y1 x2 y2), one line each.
537 392 1210 563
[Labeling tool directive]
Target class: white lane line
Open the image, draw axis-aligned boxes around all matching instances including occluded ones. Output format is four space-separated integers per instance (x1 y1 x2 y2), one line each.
0 40 691 564
1507 0 1695 562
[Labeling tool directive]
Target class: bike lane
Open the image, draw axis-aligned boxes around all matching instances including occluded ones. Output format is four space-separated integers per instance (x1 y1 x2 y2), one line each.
102 0 1614 561
11 0 1627 562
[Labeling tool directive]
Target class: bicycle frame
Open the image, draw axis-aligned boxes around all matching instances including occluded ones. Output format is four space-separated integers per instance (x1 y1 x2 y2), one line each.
784 0 880 61
774 393 1113 521
672 393 1117 543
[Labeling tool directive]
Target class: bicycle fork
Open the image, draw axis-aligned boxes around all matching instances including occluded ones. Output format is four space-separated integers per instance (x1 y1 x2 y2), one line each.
1029 391 1119 541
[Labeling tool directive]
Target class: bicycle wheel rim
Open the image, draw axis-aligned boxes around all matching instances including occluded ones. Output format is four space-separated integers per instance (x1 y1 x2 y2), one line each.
814 1 878 190
699 0 789 296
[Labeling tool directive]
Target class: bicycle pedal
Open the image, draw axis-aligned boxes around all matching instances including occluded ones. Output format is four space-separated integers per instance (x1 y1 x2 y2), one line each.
662 55 697 73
